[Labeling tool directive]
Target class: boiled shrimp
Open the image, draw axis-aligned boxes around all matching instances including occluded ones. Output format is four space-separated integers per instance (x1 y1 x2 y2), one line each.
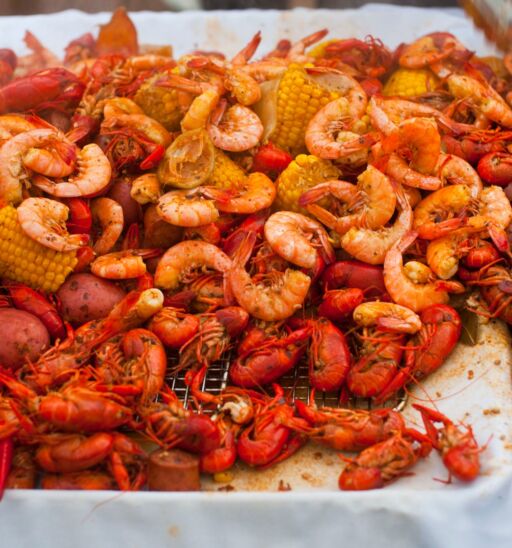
0 128 60 204
32 144 112 198
447 74 512 128
0 114 36 143
90 197 124 255
384 117 442 191
300 165 396 235
91 250 154 279
436 153 482 198
130 173 161 205
23 145 77 178
287 29 329 63
413 185 472 240
17 197 89 252
305 95 374 160
468 186 512 232
101 113 172 148
263 211 335 270
207 103 263 152
210 172 276 214
340 184 413 265
227 265 311 322
399 33 458 69
353 302 422 334
383 231 457 312
156 188 219 227
154 240 232 290
103 98 145 118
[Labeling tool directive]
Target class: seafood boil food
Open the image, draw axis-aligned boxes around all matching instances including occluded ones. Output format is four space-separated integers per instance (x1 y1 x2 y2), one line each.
1 8 512 494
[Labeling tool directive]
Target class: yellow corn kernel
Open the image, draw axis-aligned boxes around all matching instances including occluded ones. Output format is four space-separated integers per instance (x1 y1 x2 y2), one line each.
308 39 339 59
383 68 439 98
274 154 340 214
208 149 247 190
134 71 183 131
271 64 340 155
0 206 77 293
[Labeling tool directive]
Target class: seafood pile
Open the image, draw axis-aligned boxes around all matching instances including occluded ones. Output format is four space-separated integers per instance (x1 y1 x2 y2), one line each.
3 8 512 493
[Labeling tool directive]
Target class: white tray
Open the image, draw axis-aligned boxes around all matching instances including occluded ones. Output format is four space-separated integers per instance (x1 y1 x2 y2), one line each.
1 5 512 548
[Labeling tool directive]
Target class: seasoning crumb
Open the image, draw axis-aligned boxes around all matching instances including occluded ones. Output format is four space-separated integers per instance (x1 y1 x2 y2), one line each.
278 480 292 491
301 472 313 482
494 359 501 365
314 452 323 460
467 370 474 380
483 408 501 416
500 435 506 441
436 392 442 398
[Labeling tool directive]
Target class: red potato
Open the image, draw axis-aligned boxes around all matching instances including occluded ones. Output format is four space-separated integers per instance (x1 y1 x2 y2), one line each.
0 308 50 369
57 273 126 325
107 178 142 227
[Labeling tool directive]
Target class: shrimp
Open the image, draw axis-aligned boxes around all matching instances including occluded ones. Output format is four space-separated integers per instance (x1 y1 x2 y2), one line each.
91 250 157 279
413 185 472 240
210 172 276 214
0 128 59 205
353 302 422 334
299 165 396 235
156 188 219 227
0 114 36 142
384 231 459 312
287 29 329 63
468 186 512 232
227 265 311 322
32 144 112 198
384 117 442 191
447 74 512 128
130 173 161 205
263 211 335 270
156 74 221 131
154 240 232 290
23 145 77 178
426 229 482 280
101 113 172 148
103 97 145 118
340 184 413 265
436 153 482 198
305 95 374 160
224 68 261 106
207 103 263 152
368 96 455 136
399 33 458 69
403 260 434 284
90 197 124 255
17 197 89 252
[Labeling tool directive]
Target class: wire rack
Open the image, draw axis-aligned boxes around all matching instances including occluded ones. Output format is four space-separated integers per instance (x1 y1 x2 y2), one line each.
167 351 407 412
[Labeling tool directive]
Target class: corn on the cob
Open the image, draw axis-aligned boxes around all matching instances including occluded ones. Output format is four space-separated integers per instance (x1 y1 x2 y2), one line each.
271 63 340 155
275 154 340 214
0 206 77 293
208 149 247 190
308 39 338 59
134 72 183 131
383 68 439 97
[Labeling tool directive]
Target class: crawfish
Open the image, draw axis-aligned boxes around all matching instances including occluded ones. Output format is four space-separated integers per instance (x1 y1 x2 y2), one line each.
228 322 310 388
374 304 461 404
414 404 482 482
148 306 200 349
346 328 406 400
22 288 163 390
177 306 249 378
321 260 389 299
5 446 36 490
237 385 305 468
35 431 146 490
138 387 220 455
0 372 133 434
338 431 431 490
294 398 405 452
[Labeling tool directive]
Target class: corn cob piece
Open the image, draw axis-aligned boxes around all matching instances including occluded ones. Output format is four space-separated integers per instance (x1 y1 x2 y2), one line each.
208 149 248 190
383 68 439 97
308 39 338 59
274 154 340 215
0 206 77 293
134 72 183 131
271 63 341 155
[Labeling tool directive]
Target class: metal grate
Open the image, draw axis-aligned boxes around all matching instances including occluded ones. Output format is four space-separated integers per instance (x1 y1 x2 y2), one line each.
167 352 407 412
